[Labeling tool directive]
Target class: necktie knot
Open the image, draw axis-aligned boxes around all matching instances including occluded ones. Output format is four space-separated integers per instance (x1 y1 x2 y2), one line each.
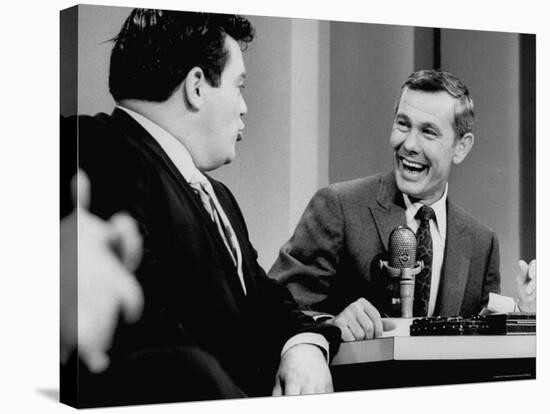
190 179 209 193
415 205 435 224
189 181 214 217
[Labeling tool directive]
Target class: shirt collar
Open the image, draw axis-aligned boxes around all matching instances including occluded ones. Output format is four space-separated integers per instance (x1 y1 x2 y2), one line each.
402 184 448 238
117 105 207 185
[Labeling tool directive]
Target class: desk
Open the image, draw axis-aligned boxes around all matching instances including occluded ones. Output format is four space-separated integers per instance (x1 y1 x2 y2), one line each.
330 335 536 391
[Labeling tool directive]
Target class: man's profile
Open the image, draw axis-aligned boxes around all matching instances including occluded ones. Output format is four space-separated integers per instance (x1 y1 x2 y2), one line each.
64 9 341 408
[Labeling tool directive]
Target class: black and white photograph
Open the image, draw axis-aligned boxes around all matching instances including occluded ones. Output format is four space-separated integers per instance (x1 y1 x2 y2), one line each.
59 1 539 408
2 1 547 413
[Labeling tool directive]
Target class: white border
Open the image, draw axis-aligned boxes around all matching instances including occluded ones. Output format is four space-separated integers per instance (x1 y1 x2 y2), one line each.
2 1 546 413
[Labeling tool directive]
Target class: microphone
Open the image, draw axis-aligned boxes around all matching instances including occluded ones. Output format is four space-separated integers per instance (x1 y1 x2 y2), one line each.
380 226 423 318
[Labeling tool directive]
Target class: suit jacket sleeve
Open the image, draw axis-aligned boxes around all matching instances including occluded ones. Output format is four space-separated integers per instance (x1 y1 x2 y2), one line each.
482 231 501 307
268 186 345 316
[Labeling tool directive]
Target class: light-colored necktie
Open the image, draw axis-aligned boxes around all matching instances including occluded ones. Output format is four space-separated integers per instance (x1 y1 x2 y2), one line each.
189 180 246 294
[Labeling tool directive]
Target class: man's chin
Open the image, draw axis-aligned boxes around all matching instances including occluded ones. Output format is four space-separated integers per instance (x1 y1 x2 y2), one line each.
395 172 425 200
220 153 236 167
200 152 236 171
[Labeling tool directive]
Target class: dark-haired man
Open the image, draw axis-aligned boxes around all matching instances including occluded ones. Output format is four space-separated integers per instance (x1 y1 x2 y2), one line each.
269 69 535 342
73 8 340 407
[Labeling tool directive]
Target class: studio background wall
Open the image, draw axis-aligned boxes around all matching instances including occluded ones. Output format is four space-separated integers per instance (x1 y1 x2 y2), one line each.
62 5 535 298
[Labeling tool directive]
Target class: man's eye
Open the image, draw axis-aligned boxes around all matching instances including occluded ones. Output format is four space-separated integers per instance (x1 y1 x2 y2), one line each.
423 128 437 136
396 120 409 131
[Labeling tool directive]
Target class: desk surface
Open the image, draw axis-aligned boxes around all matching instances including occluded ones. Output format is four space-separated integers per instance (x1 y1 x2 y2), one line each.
332 335 536 366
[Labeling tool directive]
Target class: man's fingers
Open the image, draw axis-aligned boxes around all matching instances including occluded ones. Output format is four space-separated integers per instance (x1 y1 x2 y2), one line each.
382 319 397 332
331 319 355 342
343 315 365 340
109 212 143 272
517 260 530 283
525 280 536 295
283 382 301 396
331 298 384 341
358 298 383 338
524 260 536 294
117 272 144 324
355 311 374 339
339 325 356 342
272 379 283 397
90 246 144 325
518 259 528 268
82 350 110 374
300 382 316 395
517 259 536 294
74 169 91 210
104 213 144 324
528 260 536 282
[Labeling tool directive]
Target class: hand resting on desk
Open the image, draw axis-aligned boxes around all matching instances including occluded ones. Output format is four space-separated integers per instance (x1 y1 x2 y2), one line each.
272 343 333 396
326 297 384 341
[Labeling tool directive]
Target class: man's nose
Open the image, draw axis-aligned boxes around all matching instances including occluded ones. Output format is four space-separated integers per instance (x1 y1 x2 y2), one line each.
401 129 421 153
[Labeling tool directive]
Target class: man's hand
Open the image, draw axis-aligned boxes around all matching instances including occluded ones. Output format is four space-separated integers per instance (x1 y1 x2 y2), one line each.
272 344 333 396
516 259 536 313
326 298 383 341
61 171 144 373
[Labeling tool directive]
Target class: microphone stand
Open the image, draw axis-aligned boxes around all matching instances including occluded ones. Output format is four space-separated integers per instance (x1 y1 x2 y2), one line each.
380 261 423 318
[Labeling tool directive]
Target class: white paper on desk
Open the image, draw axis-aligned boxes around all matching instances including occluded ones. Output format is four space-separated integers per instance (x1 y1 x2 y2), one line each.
481 292 516 314
381 318 414 337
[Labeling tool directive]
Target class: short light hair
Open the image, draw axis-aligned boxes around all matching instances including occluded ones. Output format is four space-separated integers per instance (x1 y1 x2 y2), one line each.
395 69 475 139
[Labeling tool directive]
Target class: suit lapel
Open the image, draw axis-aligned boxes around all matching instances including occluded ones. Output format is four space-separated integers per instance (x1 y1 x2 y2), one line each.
109 109 246 300
369 173 407 251
435 200 471 316
110 109 228 238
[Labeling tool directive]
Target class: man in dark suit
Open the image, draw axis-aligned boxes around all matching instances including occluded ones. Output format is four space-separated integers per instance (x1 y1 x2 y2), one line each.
72 9 340 407
268 69 534 342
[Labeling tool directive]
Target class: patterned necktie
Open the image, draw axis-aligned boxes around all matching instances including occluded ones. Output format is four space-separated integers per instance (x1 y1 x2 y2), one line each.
414 205 436 316
189 180 246 293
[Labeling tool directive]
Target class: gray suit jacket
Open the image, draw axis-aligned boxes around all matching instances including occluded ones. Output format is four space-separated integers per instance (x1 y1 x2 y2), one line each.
268 172 500 317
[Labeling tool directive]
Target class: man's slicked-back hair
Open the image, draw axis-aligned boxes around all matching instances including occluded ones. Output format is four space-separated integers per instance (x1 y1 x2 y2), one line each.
395 69 475 139
109 9 254 102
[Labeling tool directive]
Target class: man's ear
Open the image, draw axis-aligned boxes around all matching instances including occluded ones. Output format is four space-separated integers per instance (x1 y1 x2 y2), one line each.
183 66 206 110
452 132 474 165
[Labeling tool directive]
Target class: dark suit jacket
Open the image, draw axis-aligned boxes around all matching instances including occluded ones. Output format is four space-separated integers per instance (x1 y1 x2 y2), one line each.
73 109 340 406
268 172 501 318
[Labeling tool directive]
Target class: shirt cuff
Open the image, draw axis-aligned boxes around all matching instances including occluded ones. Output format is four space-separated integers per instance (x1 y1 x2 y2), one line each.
280 333 330 362
311 313 334 322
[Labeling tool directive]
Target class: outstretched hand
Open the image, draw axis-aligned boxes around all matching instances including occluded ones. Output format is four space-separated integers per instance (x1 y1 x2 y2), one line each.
61 170 144 373
516 259 536 313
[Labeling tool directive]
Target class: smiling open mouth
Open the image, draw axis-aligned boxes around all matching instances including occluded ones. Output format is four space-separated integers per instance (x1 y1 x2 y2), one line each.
401 157 428 175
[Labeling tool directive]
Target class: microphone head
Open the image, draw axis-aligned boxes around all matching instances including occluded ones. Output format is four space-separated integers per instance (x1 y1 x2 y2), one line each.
389 226 417 269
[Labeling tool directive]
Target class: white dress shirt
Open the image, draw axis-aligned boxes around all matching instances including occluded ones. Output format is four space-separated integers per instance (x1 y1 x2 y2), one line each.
403 186 448 317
